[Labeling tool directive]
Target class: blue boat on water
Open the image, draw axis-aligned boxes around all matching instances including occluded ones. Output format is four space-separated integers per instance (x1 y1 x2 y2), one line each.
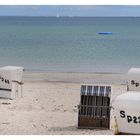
98 32 113 35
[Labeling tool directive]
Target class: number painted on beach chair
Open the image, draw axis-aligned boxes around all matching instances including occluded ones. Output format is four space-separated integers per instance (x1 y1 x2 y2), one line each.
131 80 140 87
0 75 10 84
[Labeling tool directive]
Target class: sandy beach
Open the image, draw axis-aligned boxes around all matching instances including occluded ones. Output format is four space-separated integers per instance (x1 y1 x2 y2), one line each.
0 71 127 135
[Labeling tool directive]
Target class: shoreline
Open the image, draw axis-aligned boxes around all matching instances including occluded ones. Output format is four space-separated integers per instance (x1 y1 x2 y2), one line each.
24 68 125 74
23 70 127 84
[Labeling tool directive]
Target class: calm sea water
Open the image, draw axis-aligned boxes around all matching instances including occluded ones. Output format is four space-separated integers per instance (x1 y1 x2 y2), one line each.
0 16 140 73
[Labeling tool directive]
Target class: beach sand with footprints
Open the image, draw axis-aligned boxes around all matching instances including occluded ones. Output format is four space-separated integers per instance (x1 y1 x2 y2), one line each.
0 71 127 134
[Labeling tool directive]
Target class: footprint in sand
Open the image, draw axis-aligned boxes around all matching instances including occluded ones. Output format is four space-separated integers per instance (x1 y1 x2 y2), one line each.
27 105 33 111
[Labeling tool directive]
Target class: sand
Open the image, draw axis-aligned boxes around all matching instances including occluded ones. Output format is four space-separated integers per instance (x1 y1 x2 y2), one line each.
0 71 127 135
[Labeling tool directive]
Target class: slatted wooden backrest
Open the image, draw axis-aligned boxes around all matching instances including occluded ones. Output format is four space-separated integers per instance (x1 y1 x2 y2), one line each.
78 85 111 128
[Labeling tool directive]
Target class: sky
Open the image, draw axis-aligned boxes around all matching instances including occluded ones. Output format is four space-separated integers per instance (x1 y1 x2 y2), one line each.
0 5 140 17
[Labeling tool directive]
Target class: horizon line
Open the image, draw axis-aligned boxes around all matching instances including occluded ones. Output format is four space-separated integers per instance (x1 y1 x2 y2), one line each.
0 15 140 17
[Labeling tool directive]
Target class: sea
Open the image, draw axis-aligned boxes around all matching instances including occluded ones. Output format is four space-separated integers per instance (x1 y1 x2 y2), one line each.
0 16 140 73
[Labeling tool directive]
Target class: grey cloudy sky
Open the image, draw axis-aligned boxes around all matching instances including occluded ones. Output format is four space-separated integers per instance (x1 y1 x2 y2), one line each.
0 5 140 16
